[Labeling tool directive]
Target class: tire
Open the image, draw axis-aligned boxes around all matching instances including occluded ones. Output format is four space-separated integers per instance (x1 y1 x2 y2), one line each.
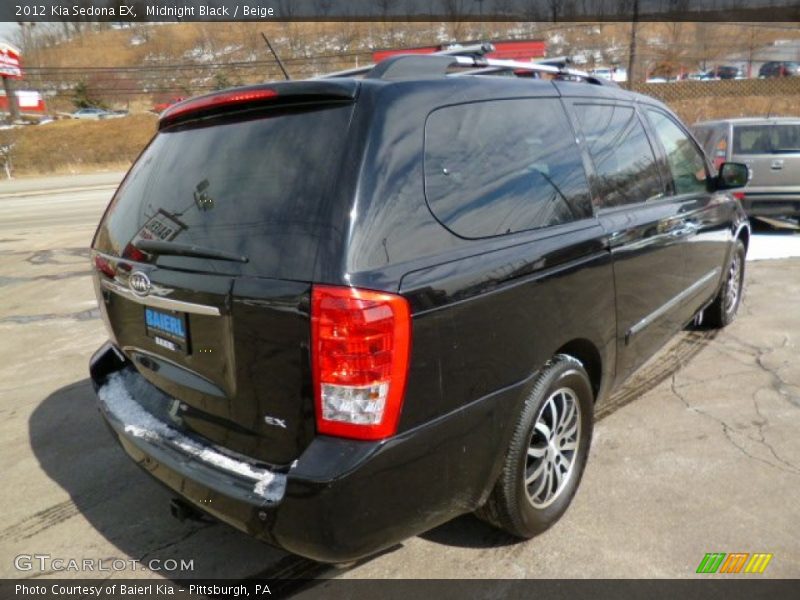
704 239 745 329
476 355 594 538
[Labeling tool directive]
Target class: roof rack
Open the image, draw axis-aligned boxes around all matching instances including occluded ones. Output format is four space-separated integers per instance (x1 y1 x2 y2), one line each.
317 43 613 86
318 43 495 79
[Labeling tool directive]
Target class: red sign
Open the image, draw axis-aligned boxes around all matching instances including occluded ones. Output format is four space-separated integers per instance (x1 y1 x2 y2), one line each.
0 42 23 79
0 90 45 113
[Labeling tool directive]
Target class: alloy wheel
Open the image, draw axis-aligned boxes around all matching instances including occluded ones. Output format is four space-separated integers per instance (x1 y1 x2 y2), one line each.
725 252 743 314
524 387 581 509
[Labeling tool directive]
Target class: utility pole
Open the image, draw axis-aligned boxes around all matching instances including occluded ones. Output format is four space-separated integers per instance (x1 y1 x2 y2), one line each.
2 76 19 123
627 0 639 89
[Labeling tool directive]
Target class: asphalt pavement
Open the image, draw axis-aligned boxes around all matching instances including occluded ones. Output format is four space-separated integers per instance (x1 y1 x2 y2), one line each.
0 174 798 583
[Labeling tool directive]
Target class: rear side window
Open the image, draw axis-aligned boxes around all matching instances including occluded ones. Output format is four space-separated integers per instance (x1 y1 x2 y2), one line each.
93 104 354 277
423 98 592 239
734 124 800 154
573 103 663 208
645 109 709 195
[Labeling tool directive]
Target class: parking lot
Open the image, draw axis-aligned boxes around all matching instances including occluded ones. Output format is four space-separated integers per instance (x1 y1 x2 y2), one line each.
1 174 799 583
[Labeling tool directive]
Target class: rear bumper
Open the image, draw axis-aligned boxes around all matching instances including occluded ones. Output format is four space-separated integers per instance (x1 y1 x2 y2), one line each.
738 191 800 217
90 341 521 563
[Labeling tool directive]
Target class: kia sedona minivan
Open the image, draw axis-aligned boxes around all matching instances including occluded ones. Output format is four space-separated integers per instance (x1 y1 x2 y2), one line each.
90 50 750 563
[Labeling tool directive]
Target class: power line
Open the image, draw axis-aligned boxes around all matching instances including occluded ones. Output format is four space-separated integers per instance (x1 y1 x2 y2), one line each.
22 51 371 73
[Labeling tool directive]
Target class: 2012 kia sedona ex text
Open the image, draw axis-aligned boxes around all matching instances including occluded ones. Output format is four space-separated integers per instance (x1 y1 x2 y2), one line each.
89 50 751 563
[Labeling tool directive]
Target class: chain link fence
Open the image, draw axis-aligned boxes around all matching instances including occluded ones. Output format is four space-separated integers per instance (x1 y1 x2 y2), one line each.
632 77 800 123
633 77 800 103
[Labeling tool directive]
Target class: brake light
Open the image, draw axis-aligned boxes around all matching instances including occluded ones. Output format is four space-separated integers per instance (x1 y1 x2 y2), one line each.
311 285 411 440
160 88 278 124
732 191 746 201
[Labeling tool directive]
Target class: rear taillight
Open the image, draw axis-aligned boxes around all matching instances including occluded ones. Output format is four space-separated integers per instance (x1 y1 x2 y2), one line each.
311 285 411 440
93 255 115 278
160 88 278 125
732 191 746 201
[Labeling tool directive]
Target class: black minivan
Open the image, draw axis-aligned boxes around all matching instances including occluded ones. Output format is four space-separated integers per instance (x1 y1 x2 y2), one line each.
89 51 750 563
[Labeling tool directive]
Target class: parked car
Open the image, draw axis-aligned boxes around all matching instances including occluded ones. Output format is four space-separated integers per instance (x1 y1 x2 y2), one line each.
692 117 800 218
700 65 745 80
758 61 800 78
89 56 750 564
679 71 707 81
589 66 627 83
100 109 129 119
72 107 109 120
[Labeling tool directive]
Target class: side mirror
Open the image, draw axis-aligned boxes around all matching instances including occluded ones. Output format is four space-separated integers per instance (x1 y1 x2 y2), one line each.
717 162 750 189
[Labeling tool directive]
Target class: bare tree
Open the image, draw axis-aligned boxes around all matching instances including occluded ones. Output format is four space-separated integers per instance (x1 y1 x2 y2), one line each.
441 0 468 42
626 0 639 87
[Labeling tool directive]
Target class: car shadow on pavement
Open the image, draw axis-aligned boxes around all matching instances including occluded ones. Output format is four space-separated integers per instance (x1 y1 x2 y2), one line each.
27 378 323 584
419 514 520 549
594 328 719 421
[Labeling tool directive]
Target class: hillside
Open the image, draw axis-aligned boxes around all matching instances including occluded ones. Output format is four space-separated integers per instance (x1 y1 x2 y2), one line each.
0 114 157 175
13 22 800 112
2 21 800 176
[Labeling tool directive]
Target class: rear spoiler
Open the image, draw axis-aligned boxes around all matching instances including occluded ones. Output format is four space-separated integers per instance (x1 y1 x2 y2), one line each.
158 80 359 129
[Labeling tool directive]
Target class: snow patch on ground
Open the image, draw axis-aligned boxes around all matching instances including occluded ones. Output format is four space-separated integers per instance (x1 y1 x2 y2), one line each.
98 372 285 503
747 234 800 262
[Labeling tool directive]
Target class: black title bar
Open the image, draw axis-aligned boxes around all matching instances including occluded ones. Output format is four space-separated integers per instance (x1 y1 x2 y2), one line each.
3 579 800 600
5 0 800 23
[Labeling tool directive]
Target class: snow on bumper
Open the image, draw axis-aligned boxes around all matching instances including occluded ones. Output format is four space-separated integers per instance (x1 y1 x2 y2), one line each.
97 371 286 503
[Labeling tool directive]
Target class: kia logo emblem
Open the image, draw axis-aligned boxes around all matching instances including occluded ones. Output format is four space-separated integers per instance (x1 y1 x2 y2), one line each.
129 271 152 297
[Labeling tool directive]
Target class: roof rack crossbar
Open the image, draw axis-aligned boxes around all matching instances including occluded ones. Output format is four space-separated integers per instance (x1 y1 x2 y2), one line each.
316 44 611 86
477 58 600 81
317 42 496 79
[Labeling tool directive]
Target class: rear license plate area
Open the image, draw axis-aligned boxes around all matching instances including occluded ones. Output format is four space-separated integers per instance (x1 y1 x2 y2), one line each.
144 307 190 354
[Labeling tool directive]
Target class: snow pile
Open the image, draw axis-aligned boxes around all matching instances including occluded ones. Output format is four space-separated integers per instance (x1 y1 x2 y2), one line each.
747 233 800 262
98 372 286 503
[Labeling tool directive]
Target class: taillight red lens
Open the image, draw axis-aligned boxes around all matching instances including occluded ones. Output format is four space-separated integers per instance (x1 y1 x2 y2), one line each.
122 243 147 263
311 285 411 440
732 191 746 201
93 255 115 278
160 88 278 124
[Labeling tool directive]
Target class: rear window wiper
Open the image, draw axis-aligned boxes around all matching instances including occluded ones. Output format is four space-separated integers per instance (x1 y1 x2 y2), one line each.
134 239 249 263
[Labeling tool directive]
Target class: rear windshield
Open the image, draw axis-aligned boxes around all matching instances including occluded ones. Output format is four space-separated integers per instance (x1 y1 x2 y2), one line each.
733 124 800 155
93 103 354 277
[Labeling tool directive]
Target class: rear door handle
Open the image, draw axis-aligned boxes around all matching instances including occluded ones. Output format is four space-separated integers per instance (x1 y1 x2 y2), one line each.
606 230 628 248
771 159 784 170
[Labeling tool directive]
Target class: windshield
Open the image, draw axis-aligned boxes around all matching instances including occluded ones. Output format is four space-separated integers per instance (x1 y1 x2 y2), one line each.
733 124 800 155
93 103 354 278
